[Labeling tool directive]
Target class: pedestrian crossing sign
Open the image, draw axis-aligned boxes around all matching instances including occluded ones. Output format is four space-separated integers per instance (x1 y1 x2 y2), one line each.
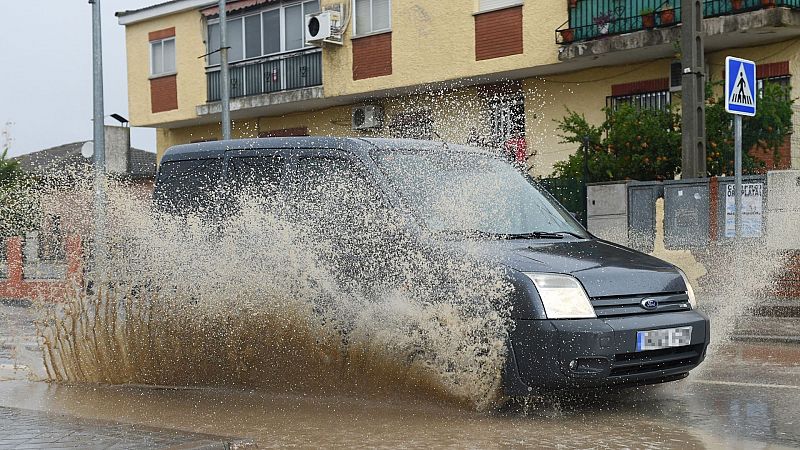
725 56 757 116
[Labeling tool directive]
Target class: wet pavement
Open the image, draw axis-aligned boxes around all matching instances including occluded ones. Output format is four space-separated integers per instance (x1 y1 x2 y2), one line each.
0 406 251 449
2 301 800 449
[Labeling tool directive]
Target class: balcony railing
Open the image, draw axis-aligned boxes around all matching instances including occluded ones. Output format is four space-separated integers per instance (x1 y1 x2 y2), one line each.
206 48 322 103
556 0 800 44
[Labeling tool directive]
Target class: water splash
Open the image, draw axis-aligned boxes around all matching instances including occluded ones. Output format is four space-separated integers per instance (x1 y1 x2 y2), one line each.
36 169 515 411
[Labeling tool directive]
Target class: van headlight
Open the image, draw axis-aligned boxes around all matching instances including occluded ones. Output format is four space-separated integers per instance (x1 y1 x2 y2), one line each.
525 273 596 319
676 268 698 310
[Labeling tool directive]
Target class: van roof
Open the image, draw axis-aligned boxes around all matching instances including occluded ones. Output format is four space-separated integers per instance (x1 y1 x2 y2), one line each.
160 137 485 163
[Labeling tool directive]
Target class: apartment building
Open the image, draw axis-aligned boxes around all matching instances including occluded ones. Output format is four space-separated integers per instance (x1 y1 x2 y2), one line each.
117 0 800 176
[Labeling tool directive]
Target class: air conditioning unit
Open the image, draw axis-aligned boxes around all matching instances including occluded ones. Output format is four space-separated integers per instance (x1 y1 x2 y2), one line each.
306 10 343 46
669 60 682 92
352 105 383 130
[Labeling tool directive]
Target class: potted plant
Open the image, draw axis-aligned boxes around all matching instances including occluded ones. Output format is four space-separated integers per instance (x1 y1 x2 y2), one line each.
640 7 656 28
569 0 578 8
762 0 776 7
659 3 676 25
560 28 576 43
731 0 745 10
593 11 614 35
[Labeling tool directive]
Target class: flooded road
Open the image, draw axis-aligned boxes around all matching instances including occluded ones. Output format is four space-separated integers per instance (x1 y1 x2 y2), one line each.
1 341 798 449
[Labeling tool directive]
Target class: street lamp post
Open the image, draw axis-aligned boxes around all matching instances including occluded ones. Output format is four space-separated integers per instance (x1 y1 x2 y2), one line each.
90 0 107 274
219 0 232 140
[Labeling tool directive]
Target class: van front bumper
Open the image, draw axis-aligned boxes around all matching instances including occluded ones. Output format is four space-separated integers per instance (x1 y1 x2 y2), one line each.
503 310 710 396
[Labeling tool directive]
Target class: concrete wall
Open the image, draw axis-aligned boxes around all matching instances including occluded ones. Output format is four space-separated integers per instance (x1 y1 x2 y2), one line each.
105 125 131 175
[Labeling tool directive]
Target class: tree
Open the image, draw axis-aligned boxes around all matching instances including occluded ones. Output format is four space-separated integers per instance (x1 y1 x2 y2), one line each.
0 145 38 237
705 81 793 175
552 103 681 182
552 80 793 181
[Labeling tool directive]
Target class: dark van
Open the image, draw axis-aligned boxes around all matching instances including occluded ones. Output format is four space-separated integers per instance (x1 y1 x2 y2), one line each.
154 137 709 396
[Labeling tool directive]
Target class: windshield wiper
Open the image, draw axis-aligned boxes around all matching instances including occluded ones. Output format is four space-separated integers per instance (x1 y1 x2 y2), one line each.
502 231 565 240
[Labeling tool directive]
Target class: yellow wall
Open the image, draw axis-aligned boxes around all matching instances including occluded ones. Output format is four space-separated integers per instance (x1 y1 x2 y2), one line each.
125 9 208 128
155 87 488 159
525 38 800 176
319 0 566 98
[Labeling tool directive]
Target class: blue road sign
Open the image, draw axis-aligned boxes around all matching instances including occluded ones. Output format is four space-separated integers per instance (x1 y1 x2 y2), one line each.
725 56 757 116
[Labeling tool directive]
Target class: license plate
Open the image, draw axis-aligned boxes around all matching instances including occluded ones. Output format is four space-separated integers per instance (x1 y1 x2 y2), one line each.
636 326 692 351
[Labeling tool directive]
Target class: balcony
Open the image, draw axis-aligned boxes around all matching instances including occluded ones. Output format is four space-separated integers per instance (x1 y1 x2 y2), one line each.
556 0 800 62
205 48 322 103
556 0 800 45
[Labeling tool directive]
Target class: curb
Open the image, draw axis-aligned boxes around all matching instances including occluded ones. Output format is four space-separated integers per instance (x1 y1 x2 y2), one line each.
730 334 800 344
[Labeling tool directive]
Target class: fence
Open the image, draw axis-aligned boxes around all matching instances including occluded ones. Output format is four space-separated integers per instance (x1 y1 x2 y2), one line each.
538 177 587 226
557 0 800 44
206 49 322 102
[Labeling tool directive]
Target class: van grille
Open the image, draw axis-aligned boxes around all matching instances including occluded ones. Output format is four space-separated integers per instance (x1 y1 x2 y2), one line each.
610 344 704 377
590 293 692 318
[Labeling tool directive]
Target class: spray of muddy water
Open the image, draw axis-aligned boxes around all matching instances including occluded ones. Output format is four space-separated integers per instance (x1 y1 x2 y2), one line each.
34 154 517 411
645 196 793 360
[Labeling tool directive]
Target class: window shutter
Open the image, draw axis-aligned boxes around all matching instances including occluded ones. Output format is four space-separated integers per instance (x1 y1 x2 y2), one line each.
478 0 522 12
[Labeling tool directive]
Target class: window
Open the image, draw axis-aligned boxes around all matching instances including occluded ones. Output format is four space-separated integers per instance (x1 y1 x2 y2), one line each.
389 109 433 140
757 75 791 100
607 90 671 112
478 0 523 12
490 95 525 145
354 0 391 36
207 1 320 65
227 154 285 196
154 159 223 216
291 156 387 228
150 37 176 76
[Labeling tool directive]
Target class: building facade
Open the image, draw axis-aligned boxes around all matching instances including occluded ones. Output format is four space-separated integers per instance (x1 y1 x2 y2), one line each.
117 0 800 176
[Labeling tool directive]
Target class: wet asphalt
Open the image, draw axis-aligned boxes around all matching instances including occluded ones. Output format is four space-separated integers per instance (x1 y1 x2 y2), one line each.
1 301 799 449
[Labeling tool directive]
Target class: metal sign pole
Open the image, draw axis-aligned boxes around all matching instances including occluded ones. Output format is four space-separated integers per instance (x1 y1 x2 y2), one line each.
734 115 742 239
725 56 756 240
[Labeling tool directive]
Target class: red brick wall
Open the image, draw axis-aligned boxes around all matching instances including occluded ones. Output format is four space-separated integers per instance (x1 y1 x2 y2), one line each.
774 251 800 297
0 236 83 302
474 6 523 61
352 33 392 80
749 135 792 172
151 75 179 113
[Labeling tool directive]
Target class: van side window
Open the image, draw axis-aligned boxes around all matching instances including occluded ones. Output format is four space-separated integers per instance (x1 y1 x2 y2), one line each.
292 156 387 227
227 155 285 196
154 159 223 216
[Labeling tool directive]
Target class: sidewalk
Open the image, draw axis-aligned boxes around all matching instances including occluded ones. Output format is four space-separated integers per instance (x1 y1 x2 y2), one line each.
0 405 255 449
702 296 800 344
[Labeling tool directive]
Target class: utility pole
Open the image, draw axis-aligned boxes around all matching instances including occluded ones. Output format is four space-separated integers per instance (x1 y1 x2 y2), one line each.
680 0 706 179
90 0 107 272
219 0 232 140
582 135 590 228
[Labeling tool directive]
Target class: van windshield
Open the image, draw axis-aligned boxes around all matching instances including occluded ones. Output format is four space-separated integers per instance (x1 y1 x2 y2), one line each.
373 150 588 238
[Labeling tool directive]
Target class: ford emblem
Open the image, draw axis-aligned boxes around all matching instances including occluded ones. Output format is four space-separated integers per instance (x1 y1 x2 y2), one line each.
641 298 659 310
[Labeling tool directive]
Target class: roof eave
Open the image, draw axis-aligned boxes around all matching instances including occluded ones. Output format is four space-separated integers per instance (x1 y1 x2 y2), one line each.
117 0 216 26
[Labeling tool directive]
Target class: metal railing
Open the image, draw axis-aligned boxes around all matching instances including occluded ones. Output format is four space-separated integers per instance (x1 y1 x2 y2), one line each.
206 48 322 102
556 0 800 44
